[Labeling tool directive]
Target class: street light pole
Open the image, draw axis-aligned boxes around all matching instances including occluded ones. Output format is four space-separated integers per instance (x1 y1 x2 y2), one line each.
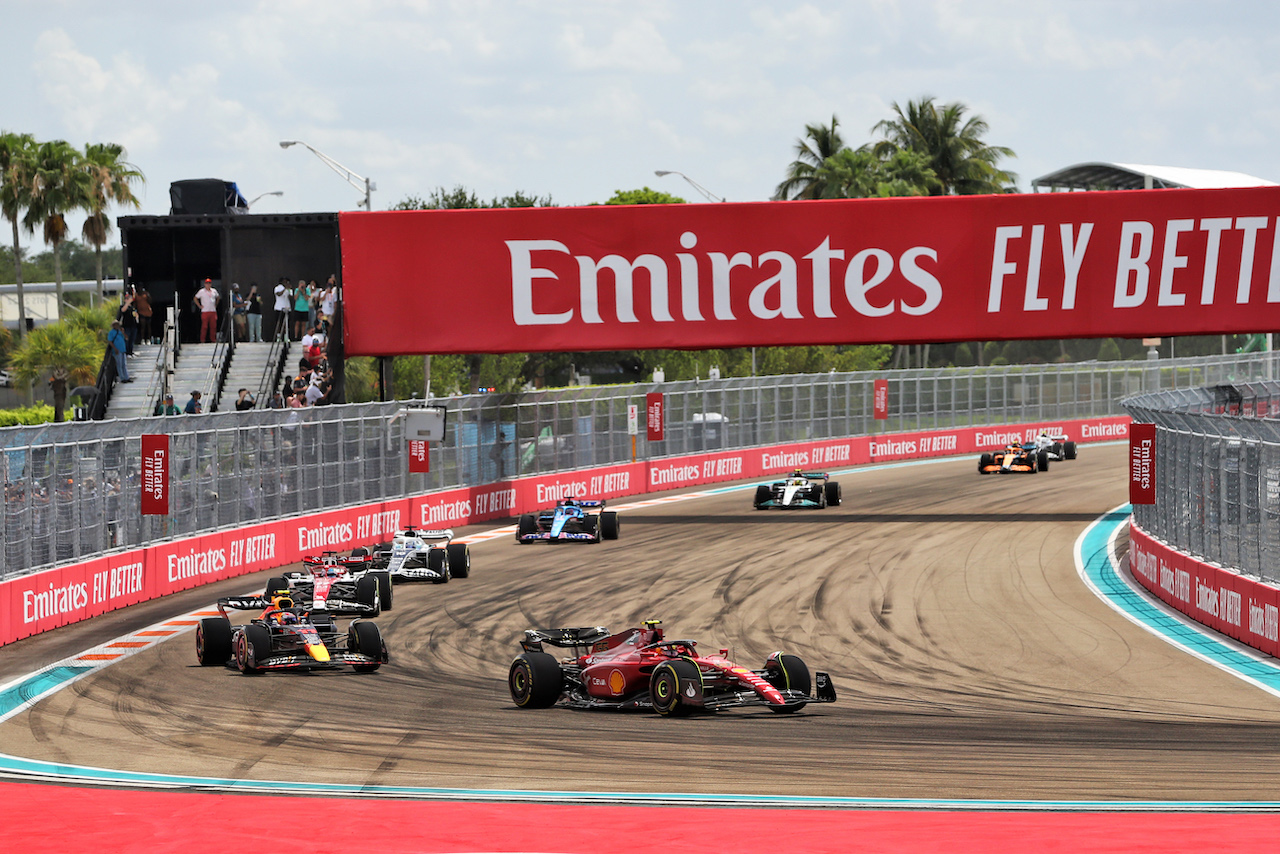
654 170 725 203
247 190 284 208
279 140 376 210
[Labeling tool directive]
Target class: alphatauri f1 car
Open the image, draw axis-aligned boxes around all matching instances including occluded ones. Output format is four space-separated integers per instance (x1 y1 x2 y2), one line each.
195 589 388 675
371 528 471 583
753 470 842 509
978 443 1049 474
508 619 836 716
516 498 619 544
264 550 391 616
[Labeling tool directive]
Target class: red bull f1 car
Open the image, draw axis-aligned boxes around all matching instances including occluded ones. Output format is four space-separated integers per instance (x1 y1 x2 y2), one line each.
508 619 836 716
753 470 842 509
264 549 391 616
195 589 388 675
978 443 1049 474
516 498 620 544
370 528 471 583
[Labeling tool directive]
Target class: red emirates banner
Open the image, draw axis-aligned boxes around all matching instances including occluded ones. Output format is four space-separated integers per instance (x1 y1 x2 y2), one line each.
140 434 169 515
408 439 430 473
339 186 1280 355
873 378 889 420
646 392 664 442
1129 422 1157 505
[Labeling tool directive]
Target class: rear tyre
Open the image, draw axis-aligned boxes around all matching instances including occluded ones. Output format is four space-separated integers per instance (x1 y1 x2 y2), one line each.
1064 441 1077 460
264 576 290 598
1037 450 1049 472
824 481 842 507
754 484 771 509
349 621 384 673
427 548 450 583
599 511 620 540
371 571 393 611
650 659 700 717
446 542 470 578
978 453 993 473
509 652 563 708
236 624 272 675
764 652 811 713
516 514 537 543
196 617 232 666
355 574 381 613
350 546 370 558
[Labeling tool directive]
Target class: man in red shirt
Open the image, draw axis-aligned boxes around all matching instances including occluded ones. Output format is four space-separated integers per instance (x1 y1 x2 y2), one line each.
195 278 219 342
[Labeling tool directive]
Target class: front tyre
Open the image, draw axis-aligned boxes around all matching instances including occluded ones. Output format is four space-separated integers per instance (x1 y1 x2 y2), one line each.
650 659 701 717
236 624 272 675
509 652 563 708
1037 450 1049 472
516 514 537 543
371 571 393 611
446 542 470 578
355 574 382 614
599 512 620 540
428 548 450 583
196 617 232 666
754 484 770 509
349 621 385 673
764 652 811 713
824 481 842 507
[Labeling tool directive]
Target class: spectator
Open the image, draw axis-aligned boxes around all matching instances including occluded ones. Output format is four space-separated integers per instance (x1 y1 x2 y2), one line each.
118 291 138 355
292 278 310 340
304 379 329 407
321 276 337 328
194 278 219 343
234 388 256 411
305 333 324 368
184 390 203 414
155 393 181 415
287 391 305 408
246 284 262 342
108 320 131 383
134 287 153 344
231 283 247 341
273 278 291 339
269 391 285 409
307 279 320 328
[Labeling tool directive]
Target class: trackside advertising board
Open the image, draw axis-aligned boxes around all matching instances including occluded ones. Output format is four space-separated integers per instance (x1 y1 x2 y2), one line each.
0 416 1125 647
339 187 1280 356
1130 524 1280 658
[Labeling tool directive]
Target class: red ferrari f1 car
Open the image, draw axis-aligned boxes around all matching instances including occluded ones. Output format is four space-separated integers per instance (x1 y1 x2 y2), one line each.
508 619 836 716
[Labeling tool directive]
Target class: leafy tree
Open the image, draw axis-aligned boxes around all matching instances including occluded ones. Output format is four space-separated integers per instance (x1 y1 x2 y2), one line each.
0 131 36 340
81 142 143 300
813 147 940 199
7 319 101 422
601 187 687 205
871 97 1017 195
773 115 846 200
393 186 553 210
25 139 88 319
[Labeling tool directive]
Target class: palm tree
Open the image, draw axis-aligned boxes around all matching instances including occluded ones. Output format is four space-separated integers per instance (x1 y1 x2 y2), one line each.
773 115 847 200
81 142 144 301
0 131 36 342
25 139 88 320
7 319 101 422
871 97 1017 195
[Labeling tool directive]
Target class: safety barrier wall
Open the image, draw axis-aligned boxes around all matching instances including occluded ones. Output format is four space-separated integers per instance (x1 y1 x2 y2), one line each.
1 352 1266 579
0 415 1128 648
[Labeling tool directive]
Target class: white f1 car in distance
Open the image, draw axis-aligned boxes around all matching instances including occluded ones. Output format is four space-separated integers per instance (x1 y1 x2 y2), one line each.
1033 432 1078 462
371 528 471 583
753 470 842 509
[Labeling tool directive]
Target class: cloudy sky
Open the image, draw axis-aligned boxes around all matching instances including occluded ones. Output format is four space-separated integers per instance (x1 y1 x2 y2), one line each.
6 1 1279 242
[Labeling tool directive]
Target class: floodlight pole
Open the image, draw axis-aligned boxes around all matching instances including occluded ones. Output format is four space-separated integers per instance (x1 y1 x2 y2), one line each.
279 140 375 210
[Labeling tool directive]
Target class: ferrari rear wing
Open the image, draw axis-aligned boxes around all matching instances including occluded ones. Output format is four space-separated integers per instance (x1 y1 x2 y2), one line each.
521 626 610 652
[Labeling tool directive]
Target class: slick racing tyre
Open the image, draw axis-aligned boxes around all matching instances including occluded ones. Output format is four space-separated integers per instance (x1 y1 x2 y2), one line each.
371 571 393 611
509 652 563 708
1037 450 1050 472
650 659 701 717
1064 441 1077 460
196 617 233 666
350 546 370 558
824 481 842 507
349 621 384 673
236 624 272 675
264 576 290 598
978 453 993 473
428 548 450 583
446 542 471 578
600 511 620 540
754 484 770 509
516 514 538 543
764 652 811 713
355 574 382 613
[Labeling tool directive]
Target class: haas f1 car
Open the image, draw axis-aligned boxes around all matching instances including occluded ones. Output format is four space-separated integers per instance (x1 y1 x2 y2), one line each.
979 443 1049 474
195 590 388 675
754 470 842 509
371 528 471 583
264 550 391 616
516 498 619 544
508 620 836 716
1034 432 1078 462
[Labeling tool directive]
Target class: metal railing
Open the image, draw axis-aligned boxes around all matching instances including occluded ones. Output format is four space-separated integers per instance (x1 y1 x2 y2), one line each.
1125 373 1280 584
2 351 1276 579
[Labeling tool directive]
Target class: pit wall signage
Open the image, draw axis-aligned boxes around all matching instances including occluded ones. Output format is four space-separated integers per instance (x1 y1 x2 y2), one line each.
340 187 1280 356
1130 524 1280 658
0 415 1128 647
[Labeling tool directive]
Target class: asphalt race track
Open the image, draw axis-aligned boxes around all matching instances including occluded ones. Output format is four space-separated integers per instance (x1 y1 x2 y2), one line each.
5 443 1280 803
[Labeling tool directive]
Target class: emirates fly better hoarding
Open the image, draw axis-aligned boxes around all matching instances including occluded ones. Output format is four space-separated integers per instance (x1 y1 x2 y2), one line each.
339 187 1280 355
